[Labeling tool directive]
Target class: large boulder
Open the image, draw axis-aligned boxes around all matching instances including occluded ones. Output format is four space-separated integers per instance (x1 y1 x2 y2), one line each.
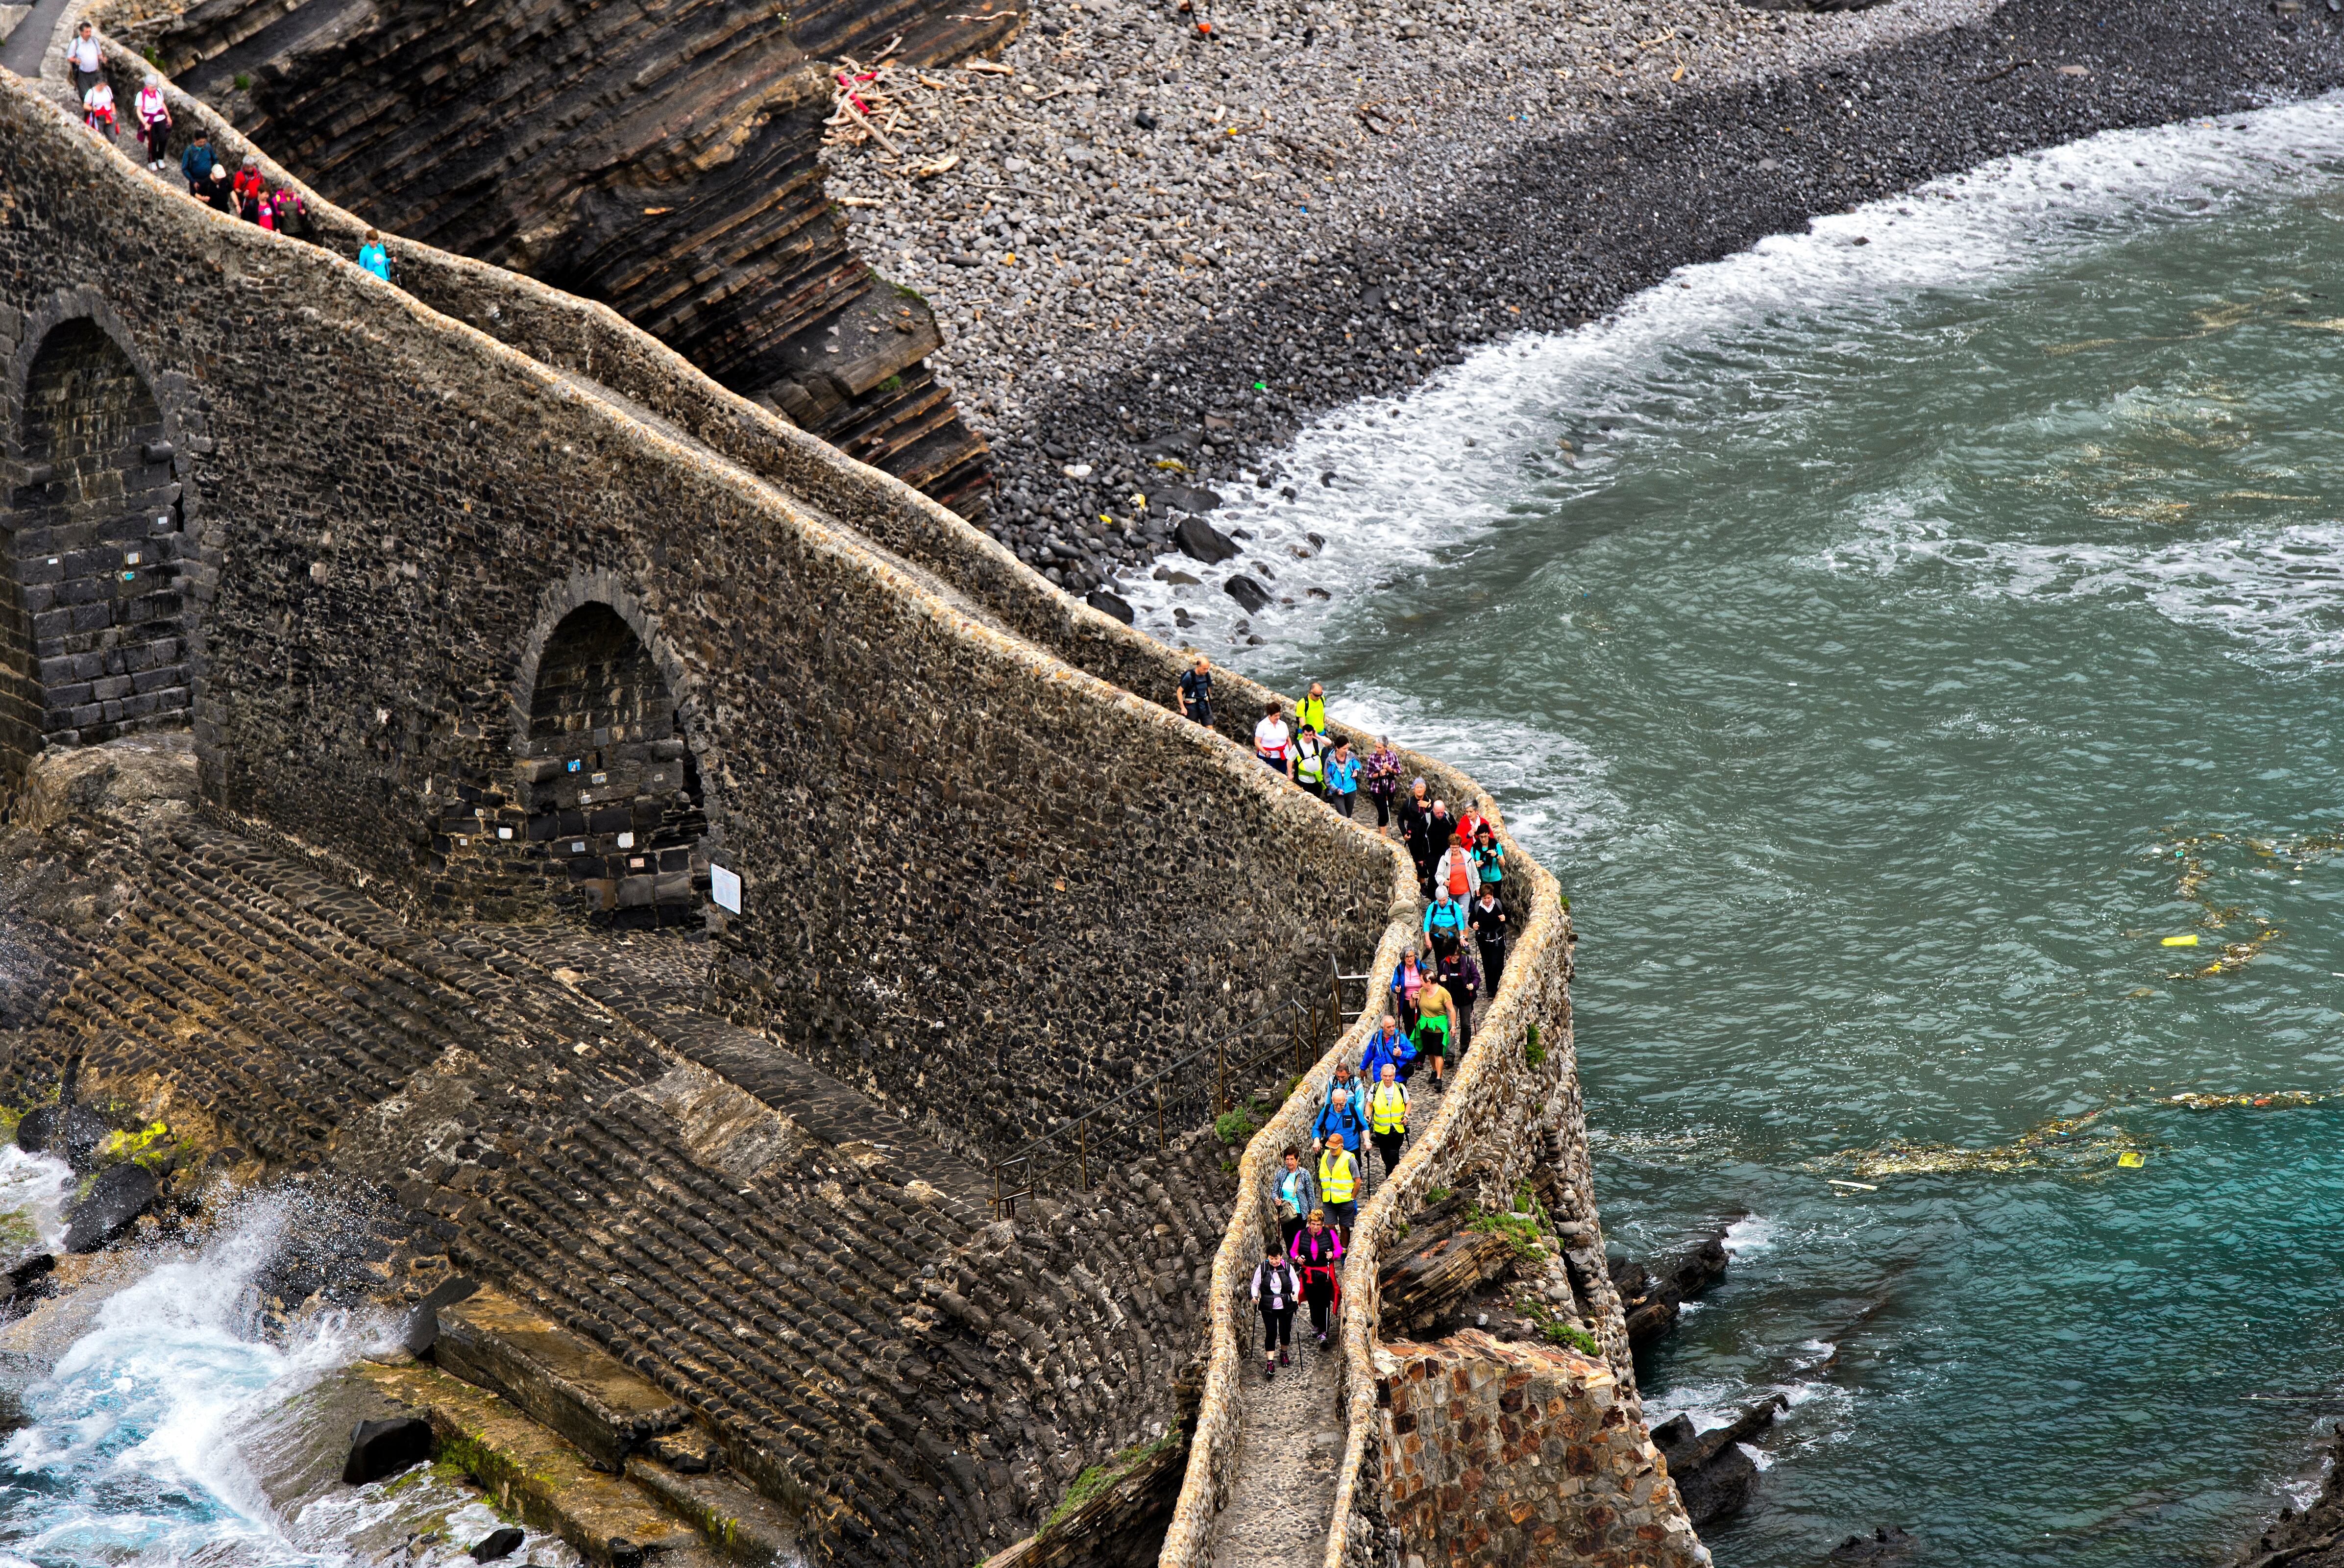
61 1163 157 1253
1084 589 1135 625
1155 484 1223 514
1223 576 1271 615
16 1103 109 1171
342 1416 434 1484
1176 517 1240 564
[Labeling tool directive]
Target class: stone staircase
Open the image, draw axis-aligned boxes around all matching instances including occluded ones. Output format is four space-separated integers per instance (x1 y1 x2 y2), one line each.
0 798 1231 1567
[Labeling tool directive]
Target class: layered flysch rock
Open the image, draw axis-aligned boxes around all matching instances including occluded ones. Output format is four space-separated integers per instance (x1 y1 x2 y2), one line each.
126 0 1013 520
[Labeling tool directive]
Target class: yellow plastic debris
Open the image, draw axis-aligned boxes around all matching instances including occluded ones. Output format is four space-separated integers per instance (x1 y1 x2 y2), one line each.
2162 934 2199 947
2117 1152 2146 1169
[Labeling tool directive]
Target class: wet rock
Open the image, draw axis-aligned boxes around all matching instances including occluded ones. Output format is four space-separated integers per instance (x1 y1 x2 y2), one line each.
468 1526 525 1562
1829 1526 1916 1565
17 1103 109 1172
1650 1394 1783 1526
1174 516 1240 565
401 1274 481 1356
1085 588 1135 625
1155 484 1223 515
1222 576 1271 614
342 1416 434 1485
62 1163 158 1253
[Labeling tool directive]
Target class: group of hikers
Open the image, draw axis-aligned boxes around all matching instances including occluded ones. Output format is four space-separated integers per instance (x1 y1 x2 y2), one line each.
65 23 397 284
1180 663 1519 1380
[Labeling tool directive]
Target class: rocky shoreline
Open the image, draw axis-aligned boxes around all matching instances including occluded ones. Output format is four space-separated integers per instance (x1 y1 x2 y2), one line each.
820 0 2344 601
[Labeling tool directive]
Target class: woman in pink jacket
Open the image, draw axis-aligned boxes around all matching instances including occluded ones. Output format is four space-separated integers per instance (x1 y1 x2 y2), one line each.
134 74 171 171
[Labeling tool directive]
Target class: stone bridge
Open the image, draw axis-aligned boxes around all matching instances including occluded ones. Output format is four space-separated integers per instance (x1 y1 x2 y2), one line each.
0 34 1698 1568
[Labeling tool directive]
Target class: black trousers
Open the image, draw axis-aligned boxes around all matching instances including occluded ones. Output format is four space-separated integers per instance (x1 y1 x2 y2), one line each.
1370 791 1392 828
1259 1301 1294 1351
1304 1282 1335 1338
1373 1129 1404 1182
1479 940 1505 997
1280 1214 1304 1251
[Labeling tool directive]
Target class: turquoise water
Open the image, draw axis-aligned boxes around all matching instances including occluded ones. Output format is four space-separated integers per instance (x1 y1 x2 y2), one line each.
1129 96 2344 1566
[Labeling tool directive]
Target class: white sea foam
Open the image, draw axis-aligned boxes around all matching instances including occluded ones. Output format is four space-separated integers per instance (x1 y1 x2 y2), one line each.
0 1148 74 1261
1116 93 2344 662
1722 1214 1778 1257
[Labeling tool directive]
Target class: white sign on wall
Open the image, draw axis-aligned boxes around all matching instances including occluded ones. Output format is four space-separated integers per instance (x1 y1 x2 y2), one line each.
711 864 743 914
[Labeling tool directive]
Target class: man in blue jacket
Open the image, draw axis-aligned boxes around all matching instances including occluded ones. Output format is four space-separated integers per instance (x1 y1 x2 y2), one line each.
1312 1063 1369 1191
1360 1013 1415 1082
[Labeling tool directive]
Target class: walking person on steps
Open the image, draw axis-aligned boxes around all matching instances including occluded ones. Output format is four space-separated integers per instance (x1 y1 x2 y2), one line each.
67 23 103 102
1414 978 1462 1091
1316 1133 1360 1242
1312 1063 1367 1200
1176 655 1214 728
1361 1012 1414 1083
1252 1237 1301 1379
1253 700 1294 779
1363 737 1403 833
134 74 171 171
1267 1145 1318 1252
1291 1209 1343 1348
1369 1062 1410 1185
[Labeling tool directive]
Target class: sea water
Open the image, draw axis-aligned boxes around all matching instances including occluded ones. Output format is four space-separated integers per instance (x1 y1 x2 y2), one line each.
1123 93 2344 1566
0 1187 568 1567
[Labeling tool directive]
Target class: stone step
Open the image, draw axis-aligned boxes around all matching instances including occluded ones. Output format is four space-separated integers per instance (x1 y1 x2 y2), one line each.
435 1285 695 1472
359 1359 717 1568
625 1453 803 1566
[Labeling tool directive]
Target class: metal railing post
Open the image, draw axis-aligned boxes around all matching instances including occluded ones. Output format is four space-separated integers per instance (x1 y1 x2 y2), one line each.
1078 1117 1090 1192
1215 1038 1228 1115
1155 1085 1166 1151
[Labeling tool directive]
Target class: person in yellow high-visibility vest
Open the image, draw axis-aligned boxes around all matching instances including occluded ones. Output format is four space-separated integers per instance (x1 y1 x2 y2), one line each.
1368 1062 1409 1185
1316 1135 1358 1240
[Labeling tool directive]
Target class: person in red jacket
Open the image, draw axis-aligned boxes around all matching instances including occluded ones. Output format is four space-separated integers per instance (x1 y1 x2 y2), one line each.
232 154 267 222
1290 1210 1344 1348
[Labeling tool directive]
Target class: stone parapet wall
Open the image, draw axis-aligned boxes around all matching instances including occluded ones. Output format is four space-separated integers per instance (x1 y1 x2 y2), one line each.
0 77 1392 1160
1374 1332 1701 1568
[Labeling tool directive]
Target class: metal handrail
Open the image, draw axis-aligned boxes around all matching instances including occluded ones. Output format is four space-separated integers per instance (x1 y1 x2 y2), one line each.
989 961 1355 1217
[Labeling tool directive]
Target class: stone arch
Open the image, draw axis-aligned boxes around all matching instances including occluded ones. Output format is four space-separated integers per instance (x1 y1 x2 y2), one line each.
1 308 193 788
514 593 710 927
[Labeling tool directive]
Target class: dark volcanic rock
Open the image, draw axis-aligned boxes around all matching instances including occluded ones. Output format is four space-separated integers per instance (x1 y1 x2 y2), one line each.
1084 588 1135 625
1174 516 1240 565
1650 1394 1784 1527
1830 1526 1917 1565
61 1163 157 1253
342 1416 434 1485
468 1526 526 1562
146 0 1012 520
1222 576 1271 615
17 1102 109 1171
1153 484 1222 515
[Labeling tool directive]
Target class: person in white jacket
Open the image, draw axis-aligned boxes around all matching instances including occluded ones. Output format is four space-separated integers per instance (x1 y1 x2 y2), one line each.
134 74 172 171
1251 1237 1302 1378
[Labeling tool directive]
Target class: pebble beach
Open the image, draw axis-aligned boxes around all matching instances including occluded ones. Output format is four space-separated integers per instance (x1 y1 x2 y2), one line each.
819 0 2344 608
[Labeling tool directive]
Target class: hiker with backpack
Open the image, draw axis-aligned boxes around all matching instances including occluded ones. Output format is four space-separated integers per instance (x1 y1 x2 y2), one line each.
1291 1209 1343 1347
1389 943 1427 1035
1435 946 1480 1061
1316 1135 1360 1240
1368 1063 1409 1184
1267 1145 1318 1251
1293 724 1327 801
1252 1236 1302 1378
1422 885 1471 958
1311 1064 1368 1183
1295 682 1327 737
1362 738 1403 832
1472 823 1506 911
1360 1013 1414 1083
1413 979 1462 1090
1397 779 1434 891
1471 886 1508 997
1433 832 1476 907
233 154 268 222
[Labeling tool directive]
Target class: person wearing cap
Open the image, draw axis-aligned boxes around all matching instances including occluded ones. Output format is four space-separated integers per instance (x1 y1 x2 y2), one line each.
67 23 103 101
134 74 171 170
